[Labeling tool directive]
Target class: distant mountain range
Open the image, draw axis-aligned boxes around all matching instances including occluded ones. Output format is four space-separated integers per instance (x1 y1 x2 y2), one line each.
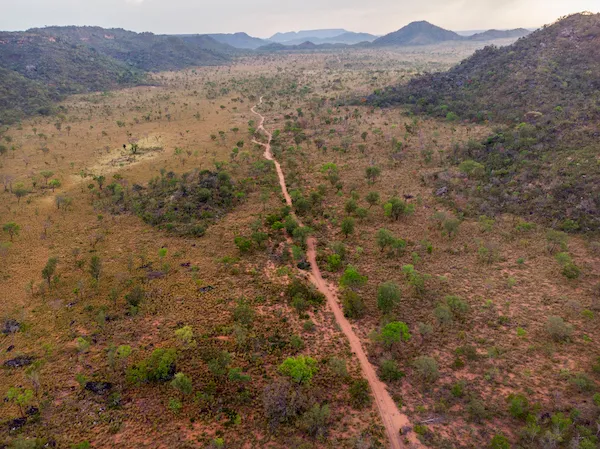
206 23 531 51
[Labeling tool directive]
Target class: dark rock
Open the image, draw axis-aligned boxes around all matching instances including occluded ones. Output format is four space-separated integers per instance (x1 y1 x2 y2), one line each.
8 417 27 431
2 319 20 335
147 271 165 280
85 381 113 395
180 262 191 267
435 186 448 196
3 356 34 368
199 285 214 293
297 261 311 270
7 345 14 352
400 425 412 435
25 406 39 416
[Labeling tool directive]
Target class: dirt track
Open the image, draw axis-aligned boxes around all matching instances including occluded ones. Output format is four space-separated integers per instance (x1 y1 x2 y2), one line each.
251 97 422 449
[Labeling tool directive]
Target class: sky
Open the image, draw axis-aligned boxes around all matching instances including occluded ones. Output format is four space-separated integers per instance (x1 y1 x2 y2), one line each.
0 0 598 38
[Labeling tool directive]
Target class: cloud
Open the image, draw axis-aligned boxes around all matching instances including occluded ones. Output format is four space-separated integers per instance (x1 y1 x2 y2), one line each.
125 0 144 4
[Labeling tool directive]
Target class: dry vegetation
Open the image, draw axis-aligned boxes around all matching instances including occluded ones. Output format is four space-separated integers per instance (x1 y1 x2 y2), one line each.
1 41 599 449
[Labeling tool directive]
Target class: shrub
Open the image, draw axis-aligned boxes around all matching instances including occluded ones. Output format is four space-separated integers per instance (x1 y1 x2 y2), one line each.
446 295 470 320
379 322 411 347
234 236 253 253
545 316 572 342
570 373 595 392
328 357 348 378
125 285 145 308
341 217 355 238
376 281 401 313
467 398 489 423
379 359 404 382
171 372 193 400
127 348 177 383
327 253 343 271
207 351 232 378
459 159 485 178
412 356 439 383
490 433 511 449
383 197 414 220
263 379 304 429
434 305 453 327
278 356 318 384
507 394 529 420
376 228 395 252
402 264 427 295
340 266 367 289
301 403 330 438
349 379 372 409
342 290 365 319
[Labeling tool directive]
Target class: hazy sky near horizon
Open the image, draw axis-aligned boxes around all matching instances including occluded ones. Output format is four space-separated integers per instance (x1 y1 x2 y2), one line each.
1 0 598 37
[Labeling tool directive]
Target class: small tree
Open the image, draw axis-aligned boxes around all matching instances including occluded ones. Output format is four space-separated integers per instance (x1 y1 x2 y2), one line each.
2 222 20 241
48 179 61 192
384 197 414 221
171 372 193 402
379 321 411 347
376 228 395 252
89 255 101 281
377 281 401 313
341 217 355 238
278 355 318 384
366 191 380 208
42 257 58 287
6 387 34 418
340 266 367 289
365 166 381 185
413 356 439 383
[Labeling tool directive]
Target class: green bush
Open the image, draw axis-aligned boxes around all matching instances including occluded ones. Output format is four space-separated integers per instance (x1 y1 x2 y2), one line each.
126 348 177 383
379 321 411 347
342 290 365 319
507 393 529 420
349 379 372 409
545 316 572 342
412 356 439 383
340 266 367 289
379 359 404 382
278 356 318 384
490 433 511 449
376 281 401 313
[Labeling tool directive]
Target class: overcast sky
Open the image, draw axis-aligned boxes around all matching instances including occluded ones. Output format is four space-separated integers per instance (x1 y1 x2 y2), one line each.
1 0 598 38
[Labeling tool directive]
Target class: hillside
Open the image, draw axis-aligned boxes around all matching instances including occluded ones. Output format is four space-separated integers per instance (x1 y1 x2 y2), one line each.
367 12 600 231
372 21 462 46
467 28 531 40
205 32 267 49
32 26 230 71
0 26 233 124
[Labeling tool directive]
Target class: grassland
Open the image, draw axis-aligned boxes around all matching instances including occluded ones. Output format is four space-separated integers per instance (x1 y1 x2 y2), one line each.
1 41 599 449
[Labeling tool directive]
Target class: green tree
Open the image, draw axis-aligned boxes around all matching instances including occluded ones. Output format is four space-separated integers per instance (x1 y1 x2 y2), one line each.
379 321 411 347
365 166 381 184
48 179 61 192
89 255 101 281
171 372 193 401
42 257 58 287
376 228 395 252
278 355 318 384
341 217 355 238
383 197 414 221
2 222 20 241
377 281 401 313
340 266 367 289
7 387 34 418
366 191 380 208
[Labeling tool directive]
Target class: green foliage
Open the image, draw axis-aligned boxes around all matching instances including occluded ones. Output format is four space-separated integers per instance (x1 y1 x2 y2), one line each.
507 394 529 420
301 403 330 438
366 191 380 208
402 264 427 295
379 322 411 347
349 379 372 409
342 290 365 319
126 348 177 383
490 434 511 449
286 278 324 306
207 351 232 378
412 356 439 383
377 281 401 313
89 255 101 281
379 359 404 382
2 222 20 241
234 236 253 253
383 197 414 220
175 326 195 346
7 386 34 417
340 266 367 289
125 285 145 308
278 356 318 384
341 217 355 237
171 372 193 399
41 257 58 286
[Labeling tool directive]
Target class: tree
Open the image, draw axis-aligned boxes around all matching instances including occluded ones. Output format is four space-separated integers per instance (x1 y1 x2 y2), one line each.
302 403 330 438
278 356 318 384
376 228 395 252
2 222 20 241
413 356 439 383
6 387 34 418
365 166 381 185
171 372 193 401
340 266 367 289
48 179 61 192
89 255 101 281
42 257 58 287
40 170 54 185
341 217 355 238
366 191 380 208
379 321 411 347
383 197 414 220
377 281 401 313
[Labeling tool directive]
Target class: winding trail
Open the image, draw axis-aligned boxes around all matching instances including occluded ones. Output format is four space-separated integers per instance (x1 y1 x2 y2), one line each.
251 97 422 449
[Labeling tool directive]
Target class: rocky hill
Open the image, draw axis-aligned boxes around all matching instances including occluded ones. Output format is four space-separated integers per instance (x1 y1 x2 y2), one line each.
367 13 600 231
372 21 463 46
205 32 267 50
467 28 531 40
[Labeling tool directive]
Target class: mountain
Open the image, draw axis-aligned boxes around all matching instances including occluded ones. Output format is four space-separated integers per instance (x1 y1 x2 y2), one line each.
257 41 348 52
0 26 233 124
372 21 463 46
31 26 230 71
367 12 600 231
205 32 267 50
269 29 348 43
278 32 377 46
468 28 531 40
178 34 238 53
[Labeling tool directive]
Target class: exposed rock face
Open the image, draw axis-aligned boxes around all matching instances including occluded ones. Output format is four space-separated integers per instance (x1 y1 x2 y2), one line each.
3 356 34 368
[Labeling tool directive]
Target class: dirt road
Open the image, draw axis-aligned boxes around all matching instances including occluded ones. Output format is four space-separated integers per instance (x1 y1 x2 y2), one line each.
251 97 422 449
